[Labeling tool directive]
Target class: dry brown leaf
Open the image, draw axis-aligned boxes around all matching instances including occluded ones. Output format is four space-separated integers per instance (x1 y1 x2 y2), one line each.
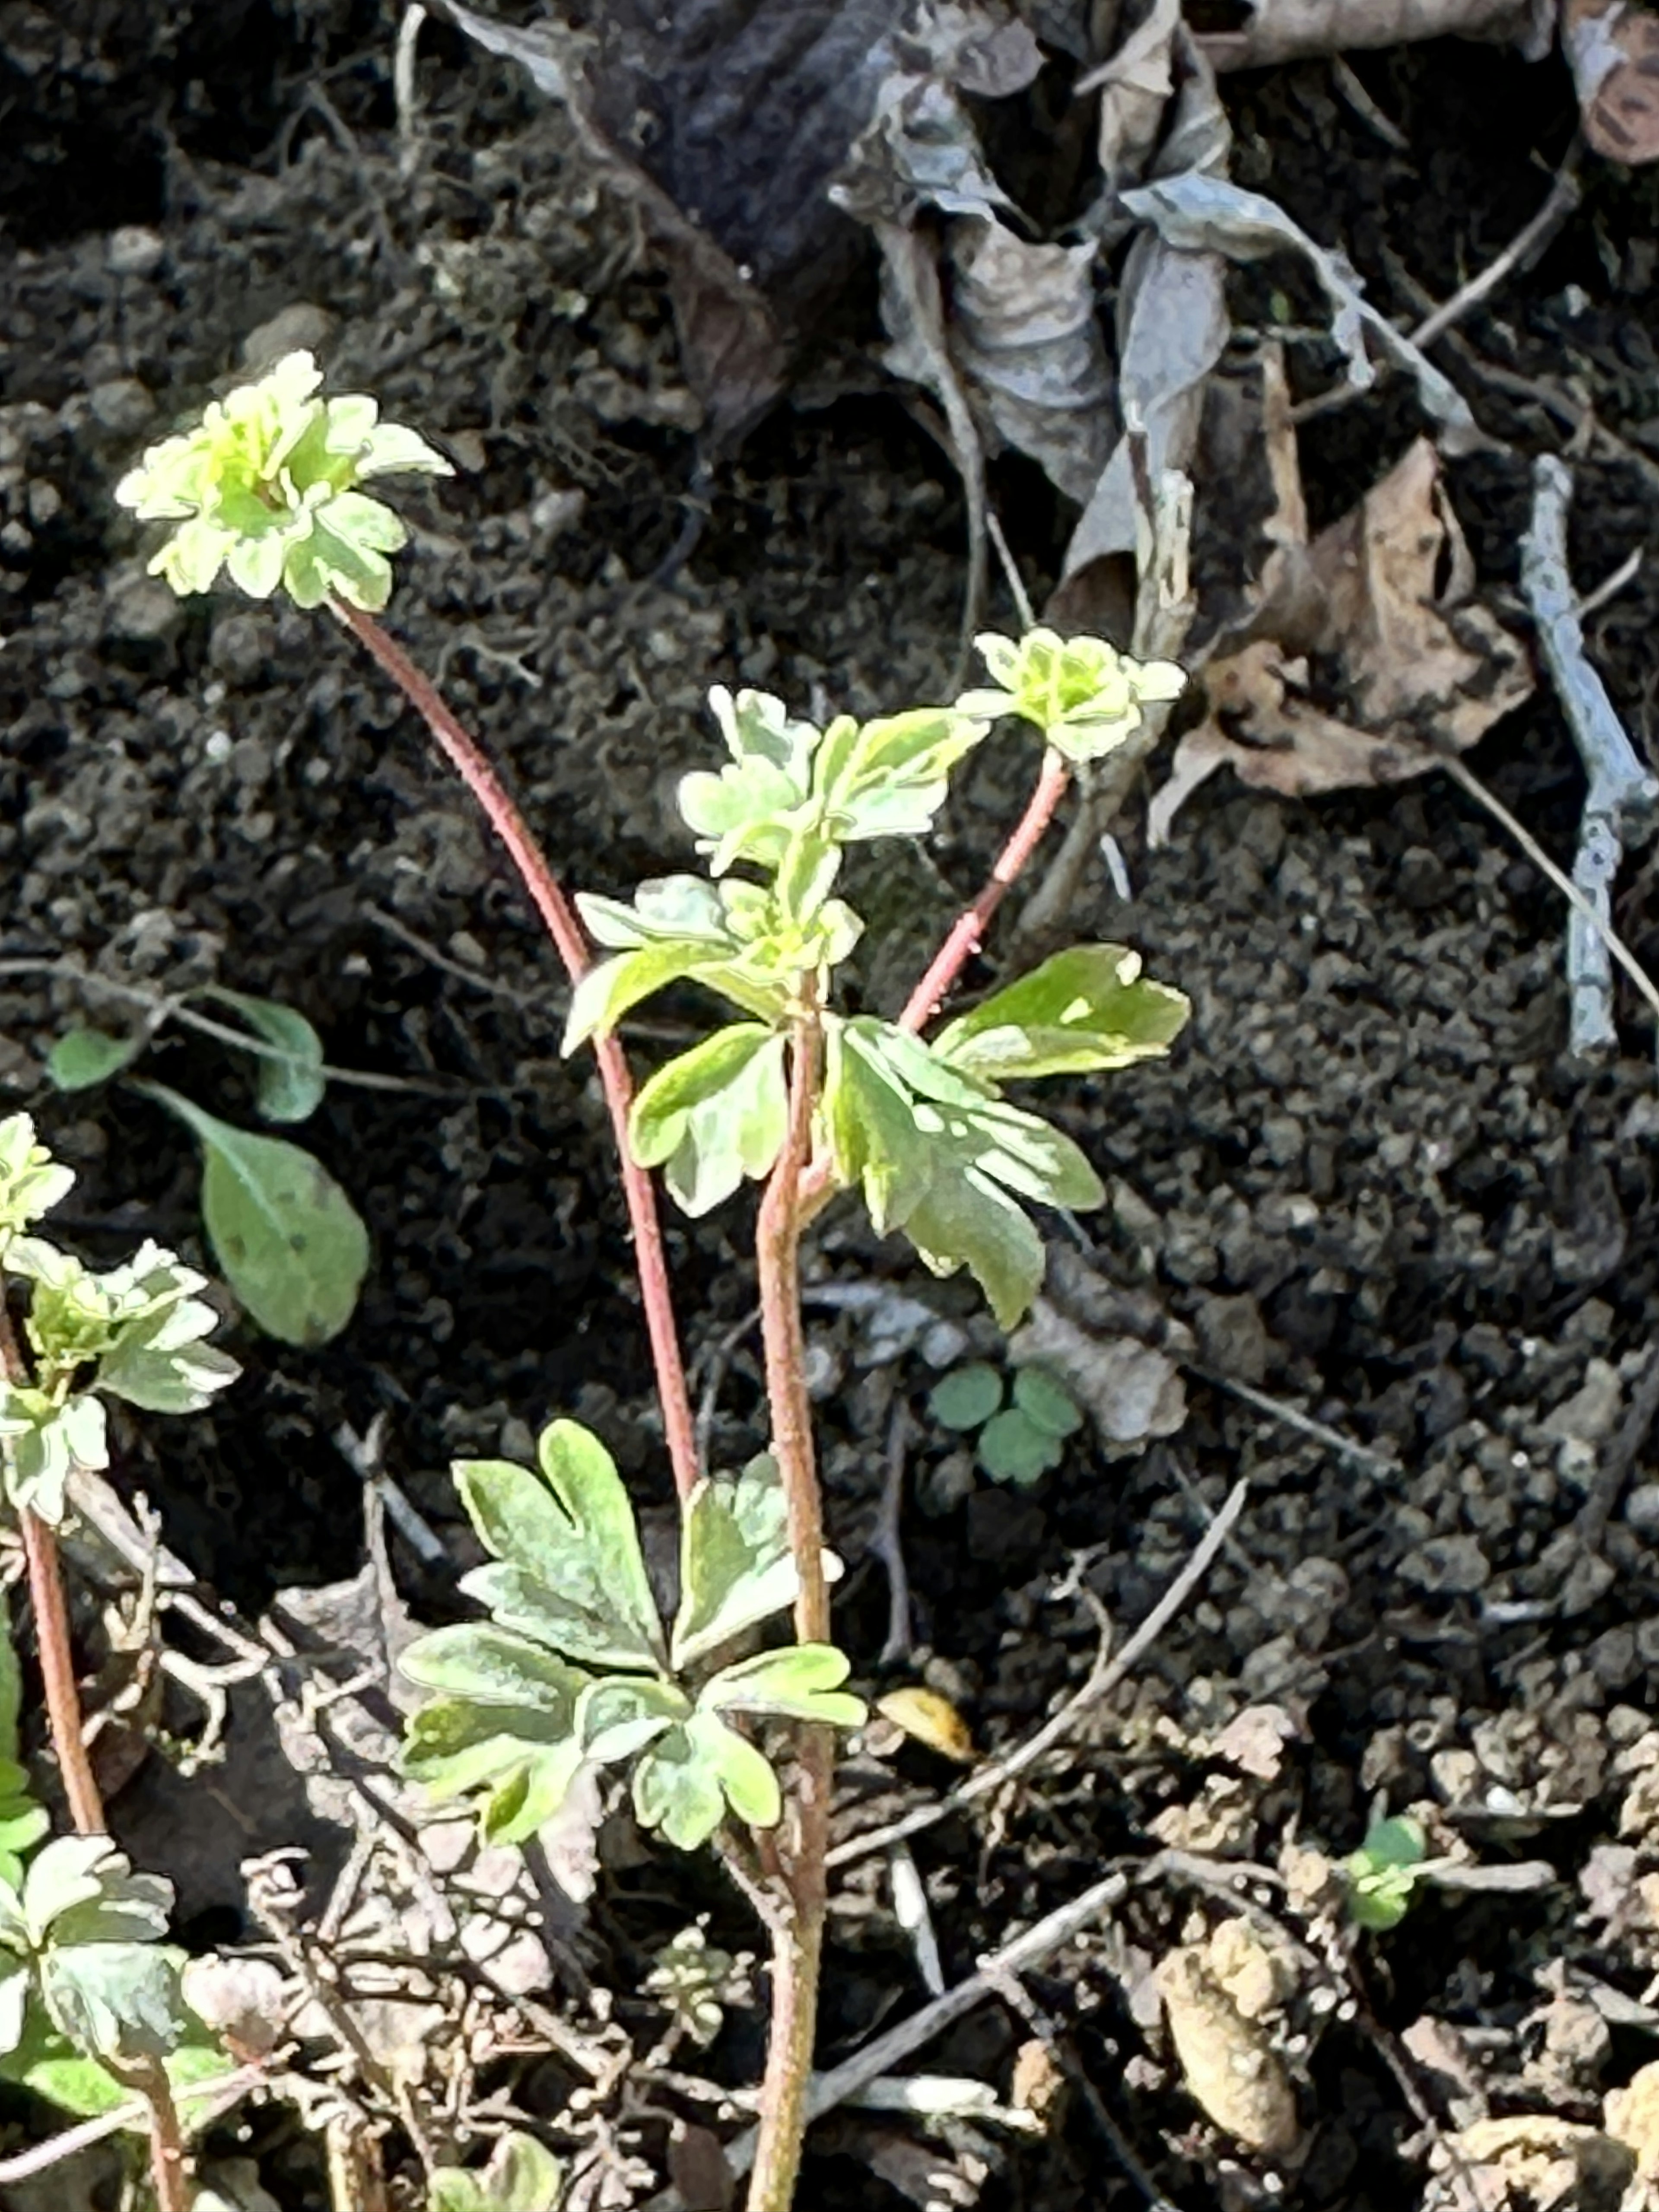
1564 0 1659 161
1149 436 1531 839
877 1685 979 1762
1196 0 1551 70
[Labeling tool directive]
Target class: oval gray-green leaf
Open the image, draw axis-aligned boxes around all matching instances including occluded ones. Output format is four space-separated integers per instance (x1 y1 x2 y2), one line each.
200 988 326 1122
137 1083 367 1345
978 1408 1063 1487
47 1029 143 1093
1012 1365 1084 1439
928 1363 1003 1431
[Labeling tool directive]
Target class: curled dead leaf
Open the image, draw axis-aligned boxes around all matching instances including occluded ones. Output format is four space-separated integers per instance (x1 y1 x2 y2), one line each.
876 1686 978 1763
1150 436 1531 840
1564 0 1659 162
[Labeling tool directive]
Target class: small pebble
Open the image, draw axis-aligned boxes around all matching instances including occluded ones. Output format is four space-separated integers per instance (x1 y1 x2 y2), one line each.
106 225 165 277
1624 1483 1659 1540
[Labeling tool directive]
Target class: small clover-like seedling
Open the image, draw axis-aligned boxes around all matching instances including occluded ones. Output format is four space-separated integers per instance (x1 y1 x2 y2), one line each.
957 627 1185 763
429 2132 566 2212
928 1360 1083 1487
1344 1816 1428 1932
400 1422 864 1853
644 1923 750 2050
47 996 368 1348
115 350 451 611
0 1116 238 1524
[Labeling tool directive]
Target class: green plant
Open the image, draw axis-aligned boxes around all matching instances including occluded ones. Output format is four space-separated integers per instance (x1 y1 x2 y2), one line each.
644 1923 749 2050
0 1113 237 1839
1344 1815 1428 1931
48 988 367 1348
117 351 1190 2212
429 2132 565 2212
401 1429 862 1851
928 1359 1084 1485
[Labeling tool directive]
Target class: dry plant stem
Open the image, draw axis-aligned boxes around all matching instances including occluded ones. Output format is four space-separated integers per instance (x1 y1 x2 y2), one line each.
748 1001 831 2212
899 748 1071 1032
0 1303 105 1837
332 599 699 1501
1519 452 1659 1053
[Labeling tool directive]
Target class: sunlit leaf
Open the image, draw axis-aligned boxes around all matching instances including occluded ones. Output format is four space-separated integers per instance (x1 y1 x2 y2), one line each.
454 1422 664 1672
934 945 1189 1082
671 1457 798 1672
632 1711 782 1848
702 1644 865 1729
629 1026 789 1217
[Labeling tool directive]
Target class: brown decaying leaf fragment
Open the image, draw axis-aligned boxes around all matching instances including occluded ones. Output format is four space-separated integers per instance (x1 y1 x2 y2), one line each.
1564 0 1659 161
1195 0 1552 72
1149 425 1532 842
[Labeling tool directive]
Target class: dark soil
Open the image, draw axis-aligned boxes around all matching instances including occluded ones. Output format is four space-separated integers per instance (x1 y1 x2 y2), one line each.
5 4 1659 2208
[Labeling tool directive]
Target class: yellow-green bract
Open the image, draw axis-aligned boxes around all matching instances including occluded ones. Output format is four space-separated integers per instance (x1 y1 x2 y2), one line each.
115 350 451 611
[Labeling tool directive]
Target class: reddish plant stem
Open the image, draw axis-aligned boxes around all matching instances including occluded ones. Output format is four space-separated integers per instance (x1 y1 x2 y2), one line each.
748 1002 832 2212
0 1300 104 1837
20 1512 103 1837
332 601 699 1502
118 2059 191 2212
898 747 1070 1033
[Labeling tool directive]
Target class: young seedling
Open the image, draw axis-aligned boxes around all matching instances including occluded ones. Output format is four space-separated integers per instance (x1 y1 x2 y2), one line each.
48 991 367 1347
928 1359 1084 1486
1344 1815 1429 1931
116 352 1191 2210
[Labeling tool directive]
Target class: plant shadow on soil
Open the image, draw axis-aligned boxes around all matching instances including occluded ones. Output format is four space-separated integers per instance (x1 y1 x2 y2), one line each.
6 3 1659 2206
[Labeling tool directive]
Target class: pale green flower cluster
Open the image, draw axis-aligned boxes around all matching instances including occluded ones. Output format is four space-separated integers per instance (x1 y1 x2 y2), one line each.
114 350 451 611
959 626 1185 763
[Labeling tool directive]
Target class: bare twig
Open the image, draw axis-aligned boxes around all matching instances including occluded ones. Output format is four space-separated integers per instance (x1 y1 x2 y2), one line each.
709 1871 1131 2189
1409 149 1582 353
985 1967 1180 2212
1519 452 1659 1053
871 1398 914 1666
826 1479 1248 1872
1191 1367 1401 1477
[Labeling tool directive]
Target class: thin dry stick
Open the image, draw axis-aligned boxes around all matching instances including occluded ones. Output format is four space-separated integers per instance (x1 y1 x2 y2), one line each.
899 749 1071 1033
827 1478 1248 1872
0 1303 104 1836
1519 451 1659 1052
707 1870 1131 2187
748 999 832 2212
1440 753 1659 1034
1409 148 1582 353
0 2061 270 2186
331 599 699 1501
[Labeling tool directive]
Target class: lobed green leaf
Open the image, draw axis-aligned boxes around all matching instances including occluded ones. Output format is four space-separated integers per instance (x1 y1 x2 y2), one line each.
629 1026 789 1217
934 945 1189 1083
671 1456 798 1672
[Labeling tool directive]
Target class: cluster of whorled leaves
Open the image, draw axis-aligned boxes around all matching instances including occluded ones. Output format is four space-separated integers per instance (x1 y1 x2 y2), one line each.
401 630 1191 1853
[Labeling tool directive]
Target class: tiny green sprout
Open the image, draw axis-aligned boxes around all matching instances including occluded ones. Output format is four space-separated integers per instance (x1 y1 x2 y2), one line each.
644 1923 750 2049
927 1360 1083 1487
114 350 451 611
957 627 1185 763
1344 1815 1429 1932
